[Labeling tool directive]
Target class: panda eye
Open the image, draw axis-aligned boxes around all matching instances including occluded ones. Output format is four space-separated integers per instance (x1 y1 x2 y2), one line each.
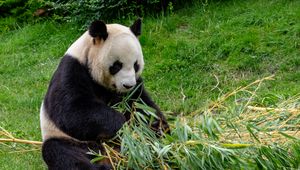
134 61 140 73
109 60 123 75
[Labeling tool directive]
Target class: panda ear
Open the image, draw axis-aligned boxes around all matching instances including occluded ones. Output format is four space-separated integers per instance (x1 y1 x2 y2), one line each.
89 20 108 40
130 18 142 37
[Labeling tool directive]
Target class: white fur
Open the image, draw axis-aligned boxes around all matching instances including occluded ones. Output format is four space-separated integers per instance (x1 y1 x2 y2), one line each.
66 24 144 93
40 102 76 141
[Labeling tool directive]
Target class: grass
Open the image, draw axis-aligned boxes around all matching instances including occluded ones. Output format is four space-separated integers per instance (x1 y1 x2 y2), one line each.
0 0 300 169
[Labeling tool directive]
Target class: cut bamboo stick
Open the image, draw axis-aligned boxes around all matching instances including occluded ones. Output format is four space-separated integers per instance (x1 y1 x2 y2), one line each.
0 138 42 145
247 106 300 113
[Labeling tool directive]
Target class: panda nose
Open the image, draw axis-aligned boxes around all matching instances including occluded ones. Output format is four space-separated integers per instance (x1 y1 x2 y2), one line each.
123 84 134 89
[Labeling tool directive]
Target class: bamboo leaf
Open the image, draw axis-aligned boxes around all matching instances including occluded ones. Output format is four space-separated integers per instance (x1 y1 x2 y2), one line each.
221 143 253 149
278 131 300 141
246 124 261 143
158 144 172 158
90 156 106 163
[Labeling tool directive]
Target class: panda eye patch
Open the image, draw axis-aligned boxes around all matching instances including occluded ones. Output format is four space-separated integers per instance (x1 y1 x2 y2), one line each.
134 61 140 72
109 60 123 75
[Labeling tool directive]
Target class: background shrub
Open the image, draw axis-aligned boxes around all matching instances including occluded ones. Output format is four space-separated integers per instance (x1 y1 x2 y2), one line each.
0 0 193 27
0 0 46 19
47 0 172 24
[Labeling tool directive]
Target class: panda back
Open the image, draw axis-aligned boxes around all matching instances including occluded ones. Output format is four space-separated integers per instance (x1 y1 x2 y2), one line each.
40 101 75 141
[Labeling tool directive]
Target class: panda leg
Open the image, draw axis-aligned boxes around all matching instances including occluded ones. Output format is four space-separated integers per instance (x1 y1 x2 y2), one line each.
42 138 111 170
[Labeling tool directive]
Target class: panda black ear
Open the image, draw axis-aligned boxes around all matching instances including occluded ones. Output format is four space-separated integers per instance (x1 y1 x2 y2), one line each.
130 18 142 37
89 20 108 40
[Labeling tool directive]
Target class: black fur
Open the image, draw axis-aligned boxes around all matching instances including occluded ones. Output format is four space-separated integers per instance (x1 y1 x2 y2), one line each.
44 55 126 141
43 55 169 169
130 18 142 36
109 60 123 75
89 20 108 40
134 61 140 72
42 138 111 170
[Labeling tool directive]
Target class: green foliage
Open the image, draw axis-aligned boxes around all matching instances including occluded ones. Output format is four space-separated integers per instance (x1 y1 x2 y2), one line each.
0 0 179 30
106 89 300 169
0 17 20 32
0 0 46 19
47 0 165 25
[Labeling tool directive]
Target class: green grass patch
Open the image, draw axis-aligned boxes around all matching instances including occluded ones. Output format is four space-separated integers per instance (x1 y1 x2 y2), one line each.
1 0 300 169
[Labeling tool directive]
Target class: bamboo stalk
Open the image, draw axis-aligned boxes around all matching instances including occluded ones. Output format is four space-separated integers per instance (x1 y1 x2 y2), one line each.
103 143 116 170
190 75 275 116
207 75 275 112
247 106 300 113
0 126 15 139
223 130 300 142
0 138 42 145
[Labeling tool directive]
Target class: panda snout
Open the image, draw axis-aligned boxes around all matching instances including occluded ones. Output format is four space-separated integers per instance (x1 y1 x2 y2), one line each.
123 84 135 89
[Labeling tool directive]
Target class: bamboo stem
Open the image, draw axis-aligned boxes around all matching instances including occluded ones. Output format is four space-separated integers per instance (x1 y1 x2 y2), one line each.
208 75 275 112
0 138 42 145
190 75 275 116
247 106 300 113
103 143 116 170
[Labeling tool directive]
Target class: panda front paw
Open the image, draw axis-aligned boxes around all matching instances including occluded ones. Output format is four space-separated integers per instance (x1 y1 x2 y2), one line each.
97 164 112 170
150 119 170 137
97 112 126 140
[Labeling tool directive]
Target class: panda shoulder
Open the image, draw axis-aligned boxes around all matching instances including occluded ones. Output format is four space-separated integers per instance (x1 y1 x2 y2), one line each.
65 31 93 65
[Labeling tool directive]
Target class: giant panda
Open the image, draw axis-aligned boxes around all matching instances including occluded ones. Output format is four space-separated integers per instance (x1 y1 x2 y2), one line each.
40 19 169 170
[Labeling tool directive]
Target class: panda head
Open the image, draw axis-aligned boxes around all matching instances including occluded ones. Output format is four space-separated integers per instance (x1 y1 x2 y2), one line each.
68 19 144 93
